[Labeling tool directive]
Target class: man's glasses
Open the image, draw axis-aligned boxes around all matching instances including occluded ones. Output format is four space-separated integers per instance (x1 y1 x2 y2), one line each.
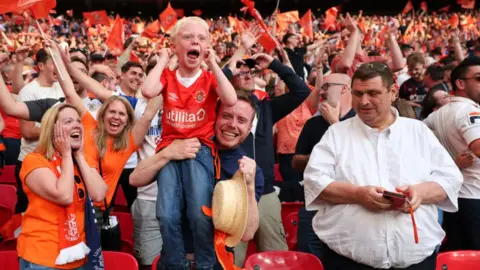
357 62 389 72
238 71 252 78
459 76 480 82
321 82 345 91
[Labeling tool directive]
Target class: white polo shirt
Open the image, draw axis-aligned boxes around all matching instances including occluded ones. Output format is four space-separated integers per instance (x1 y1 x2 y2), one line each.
424 96 480 199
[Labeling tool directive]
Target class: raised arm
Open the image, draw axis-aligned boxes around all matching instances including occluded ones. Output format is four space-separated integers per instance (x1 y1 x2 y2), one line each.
59 48 114 102
130 138 201 187
45 39 86 116
10 47 29 94
206 48 237 106
0 74 30 120
131 96 163 146
334 13 360 73
385 19 404 72
141 49 171 98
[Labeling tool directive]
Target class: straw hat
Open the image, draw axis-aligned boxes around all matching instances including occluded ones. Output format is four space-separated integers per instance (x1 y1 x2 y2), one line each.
212 170 249 247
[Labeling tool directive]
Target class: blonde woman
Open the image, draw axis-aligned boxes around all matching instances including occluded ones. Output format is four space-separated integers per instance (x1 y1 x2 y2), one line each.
18 103 107 270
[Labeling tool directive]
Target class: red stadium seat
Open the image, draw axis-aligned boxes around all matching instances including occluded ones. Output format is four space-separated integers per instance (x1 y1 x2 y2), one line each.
280 202 303 223
283 212 299 251
111 212 134 243
152 255 160 270
274 164 283 182
120 239 134 255
244 241 258 267
0 185 16 228
0 166 16 186
103 251 138 270
244 251 323 270
0 251 19 270
113 187 129 213
0 238 17 251
436 251 480 270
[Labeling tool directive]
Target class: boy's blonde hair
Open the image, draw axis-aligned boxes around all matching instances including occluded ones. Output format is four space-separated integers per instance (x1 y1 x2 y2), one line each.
170 16 210 43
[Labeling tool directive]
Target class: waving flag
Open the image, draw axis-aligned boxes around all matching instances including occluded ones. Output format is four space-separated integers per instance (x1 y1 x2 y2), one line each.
159 2 177 32
29 0 56 19
420 1 428 12
402 0 414 14
105 15 124 56
324 7 339 31
142 20 161 38
83 10 110 26
276 10 299 32
0 0 41 15
298 9 313 39
241 0 280 53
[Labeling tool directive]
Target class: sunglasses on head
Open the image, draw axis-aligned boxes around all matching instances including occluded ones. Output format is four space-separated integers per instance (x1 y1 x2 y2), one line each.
357 62 389 72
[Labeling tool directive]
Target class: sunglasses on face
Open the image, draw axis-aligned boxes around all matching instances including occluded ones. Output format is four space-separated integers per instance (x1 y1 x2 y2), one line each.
460 75 480 82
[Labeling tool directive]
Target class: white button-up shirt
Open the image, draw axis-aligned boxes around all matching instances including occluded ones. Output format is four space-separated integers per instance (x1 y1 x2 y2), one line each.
424 96 480 199
304 110 462 269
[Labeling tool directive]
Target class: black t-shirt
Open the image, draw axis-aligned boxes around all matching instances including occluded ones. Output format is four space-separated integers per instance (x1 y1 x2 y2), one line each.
295 109 356 156
284 47 307 80
399 78 427 104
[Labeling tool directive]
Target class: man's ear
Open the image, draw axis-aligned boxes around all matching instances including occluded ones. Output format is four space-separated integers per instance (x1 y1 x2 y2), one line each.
390 84 399 102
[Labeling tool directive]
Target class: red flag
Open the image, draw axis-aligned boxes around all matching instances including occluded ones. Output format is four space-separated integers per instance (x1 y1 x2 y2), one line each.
0 0 41 15
83 10 110 26
159 2 177 32
192 9 203 16
129 51 140 63
132 22 144 34
142 20 161 38
241 0 280 53
324 7 338 30
420 1 428 12
276 11 299 32
175 9 184 18
358 17 366 33
438 5 450 12
298 9 313 39
449 13 459 28
228 16 244 33
461 0 475 9
402 0 414 14
29 0 56 19
105 15 124 56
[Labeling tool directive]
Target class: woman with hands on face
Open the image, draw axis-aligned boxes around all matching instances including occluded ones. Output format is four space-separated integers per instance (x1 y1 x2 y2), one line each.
17 103 107 270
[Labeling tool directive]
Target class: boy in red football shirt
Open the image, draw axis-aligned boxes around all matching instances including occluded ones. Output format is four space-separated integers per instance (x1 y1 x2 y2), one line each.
142 17 237 269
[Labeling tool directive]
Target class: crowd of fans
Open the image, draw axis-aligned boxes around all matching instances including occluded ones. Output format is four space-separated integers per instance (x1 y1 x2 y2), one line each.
0 4 479 270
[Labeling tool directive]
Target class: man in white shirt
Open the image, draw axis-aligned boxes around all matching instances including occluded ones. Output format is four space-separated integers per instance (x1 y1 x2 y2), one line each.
15 49 64 213
424 56 480 251
304 62 462 269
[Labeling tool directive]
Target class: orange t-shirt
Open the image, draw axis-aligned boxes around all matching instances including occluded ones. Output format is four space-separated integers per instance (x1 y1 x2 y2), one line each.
82 112 139 209
157 69 218 152
18 152 94 269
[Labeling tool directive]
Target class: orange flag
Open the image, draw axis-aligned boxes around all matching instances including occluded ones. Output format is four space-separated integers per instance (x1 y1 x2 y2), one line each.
449 14 459 28
29 0 56 19
142 20 161 38
228 16 243 33
159 2 177 32
276 10 299 32
420 1 428 12
175 8 184 18
132 22 144 34
192 9 203 16
438 5 450 12
460 0 475 9
83 10 110 26
358 17 366 33
402 0 414 14
0 0 41 15
105 15 124 56
324 7 338 31
241 0 280 53
298 9 313 39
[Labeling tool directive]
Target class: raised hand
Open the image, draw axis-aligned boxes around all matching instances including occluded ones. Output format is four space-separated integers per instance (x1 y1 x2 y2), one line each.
54 122 72 156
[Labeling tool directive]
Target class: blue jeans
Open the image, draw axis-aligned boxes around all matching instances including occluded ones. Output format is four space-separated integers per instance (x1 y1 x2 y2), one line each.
296 207 322 258
19 258 85 270
156 144 215 270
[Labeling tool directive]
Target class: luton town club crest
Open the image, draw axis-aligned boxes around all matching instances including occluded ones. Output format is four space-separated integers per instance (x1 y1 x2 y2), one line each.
195 90 205 103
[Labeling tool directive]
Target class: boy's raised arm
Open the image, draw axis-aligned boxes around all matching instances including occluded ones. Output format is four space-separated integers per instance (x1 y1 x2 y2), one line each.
206 48 237 106
141 49 171 98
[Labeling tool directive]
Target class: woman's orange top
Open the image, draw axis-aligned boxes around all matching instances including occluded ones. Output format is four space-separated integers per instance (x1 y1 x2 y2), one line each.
82 112 139 209
18 152 95 269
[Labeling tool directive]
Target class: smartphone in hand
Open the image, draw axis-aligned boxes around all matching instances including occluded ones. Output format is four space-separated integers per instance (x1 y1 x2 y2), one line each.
383 191 407 208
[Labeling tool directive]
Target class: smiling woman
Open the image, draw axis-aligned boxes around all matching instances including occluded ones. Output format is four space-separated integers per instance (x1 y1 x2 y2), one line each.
18 103 107 269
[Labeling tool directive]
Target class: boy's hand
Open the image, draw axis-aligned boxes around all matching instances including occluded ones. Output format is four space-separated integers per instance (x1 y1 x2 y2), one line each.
205 48 217 68
158 48 172 66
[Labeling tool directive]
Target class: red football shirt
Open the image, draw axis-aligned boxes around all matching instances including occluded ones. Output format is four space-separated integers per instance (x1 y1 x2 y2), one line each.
156 69 218 153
